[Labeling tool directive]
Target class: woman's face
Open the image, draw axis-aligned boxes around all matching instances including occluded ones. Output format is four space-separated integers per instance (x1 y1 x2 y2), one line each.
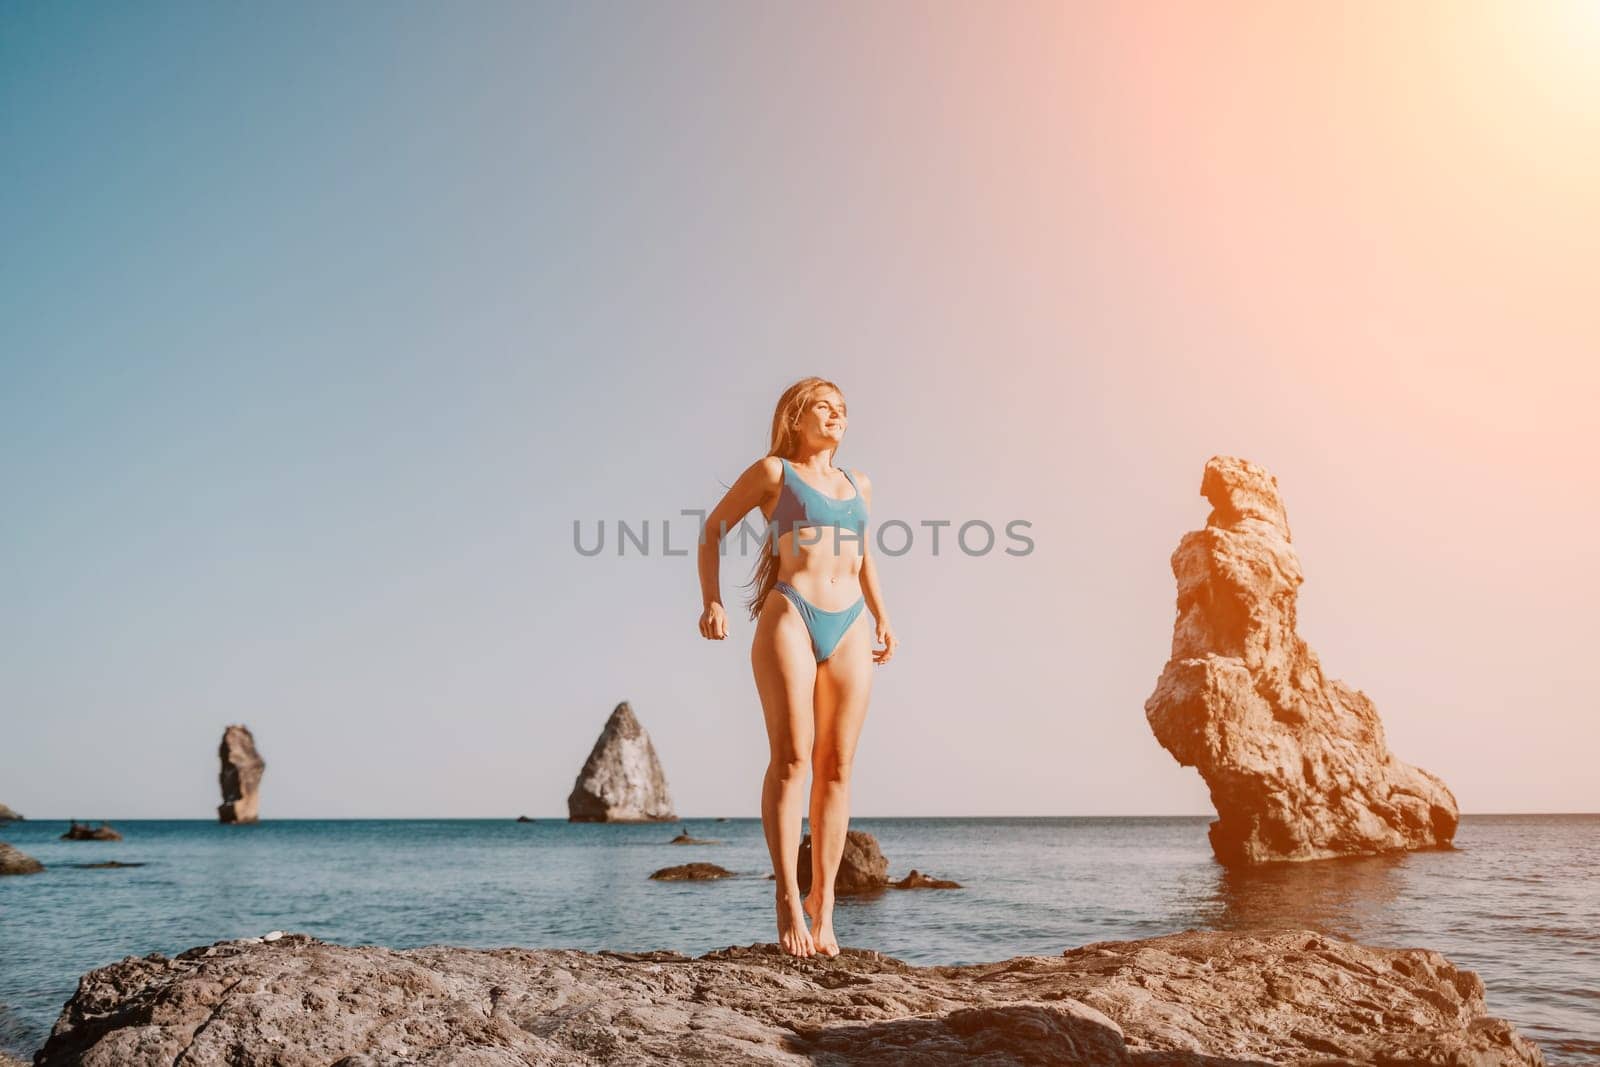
797 391 848 445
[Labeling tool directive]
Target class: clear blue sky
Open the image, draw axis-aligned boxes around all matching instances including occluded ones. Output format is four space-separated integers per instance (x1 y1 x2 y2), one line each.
4 2 1596 817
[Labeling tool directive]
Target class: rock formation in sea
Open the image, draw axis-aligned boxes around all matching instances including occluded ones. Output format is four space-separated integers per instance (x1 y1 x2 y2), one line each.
217 724 266 824
0 842 44 876
796 830 889 894
31 929 1542 1065
891 869 961 889
0 802 22 821
566 702 676 822
61 821 122 841
649 862 733 881
1146 455 1461 865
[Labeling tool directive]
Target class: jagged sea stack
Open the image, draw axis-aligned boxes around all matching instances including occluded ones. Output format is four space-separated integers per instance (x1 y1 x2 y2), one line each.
1145 456 1459 865
218 724 266 824
567 702 676 822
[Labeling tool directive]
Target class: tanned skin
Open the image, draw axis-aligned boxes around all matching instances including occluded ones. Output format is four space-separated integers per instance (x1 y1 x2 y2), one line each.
697 389 897 956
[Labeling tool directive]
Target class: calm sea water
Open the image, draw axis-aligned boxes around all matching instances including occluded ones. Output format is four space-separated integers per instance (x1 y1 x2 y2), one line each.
1 815 1596 1063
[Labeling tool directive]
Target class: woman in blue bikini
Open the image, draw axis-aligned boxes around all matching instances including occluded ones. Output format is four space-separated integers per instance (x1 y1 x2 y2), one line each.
696 376 898 957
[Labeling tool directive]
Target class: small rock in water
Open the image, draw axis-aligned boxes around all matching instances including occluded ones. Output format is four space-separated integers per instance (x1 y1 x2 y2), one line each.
650 863 733 881
61 821 122 841
74 861 146 870
797 830 889 894
0 842 44 876
891 868 962 889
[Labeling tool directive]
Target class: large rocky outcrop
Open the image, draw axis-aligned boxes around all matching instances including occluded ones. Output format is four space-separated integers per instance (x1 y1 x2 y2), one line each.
1146 456 1460 865
567 702 676 822
32 929 1542 1065
0 803 22 821
0 842 44 876
217 724 266 824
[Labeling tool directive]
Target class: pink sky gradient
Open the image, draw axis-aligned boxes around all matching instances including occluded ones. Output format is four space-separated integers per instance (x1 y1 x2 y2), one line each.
2 2 1594 816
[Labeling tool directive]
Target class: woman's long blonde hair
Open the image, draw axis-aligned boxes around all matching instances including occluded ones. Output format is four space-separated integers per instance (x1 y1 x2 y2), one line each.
743 376 845 621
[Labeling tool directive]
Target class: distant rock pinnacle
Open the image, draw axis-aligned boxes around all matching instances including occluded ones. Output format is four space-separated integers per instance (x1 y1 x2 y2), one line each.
567 702 676 823
218 724 266 824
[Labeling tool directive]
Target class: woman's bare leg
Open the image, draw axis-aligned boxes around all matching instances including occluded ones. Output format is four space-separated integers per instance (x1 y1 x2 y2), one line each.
805 610 875 957
752 591 820 957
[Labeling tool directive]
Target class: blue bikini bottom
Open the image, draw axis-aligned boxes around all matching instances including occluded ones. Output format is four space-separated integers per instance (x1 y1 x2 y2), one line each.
773 581 866 663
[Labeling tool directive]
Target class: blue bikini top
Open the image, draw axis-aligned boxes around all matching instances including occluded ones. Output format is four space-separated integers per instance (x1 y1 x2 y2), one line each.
769 457 868 539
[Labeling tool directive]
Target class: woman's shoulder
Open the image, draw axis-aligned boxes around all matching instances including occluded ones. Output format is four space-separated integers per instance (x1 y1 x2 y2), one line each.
848 467 871 490
751 455 785 484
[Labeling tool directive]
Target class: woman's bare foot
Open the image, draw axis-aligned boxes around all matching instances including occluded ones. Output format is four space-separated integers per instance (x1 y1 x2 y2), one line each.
802 892 839 957
776 889 815 957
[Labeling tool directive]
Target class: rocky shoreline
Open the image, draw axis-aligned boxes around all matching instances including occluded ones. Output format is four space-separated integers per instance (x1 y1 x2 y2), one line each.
29 929 1542 1065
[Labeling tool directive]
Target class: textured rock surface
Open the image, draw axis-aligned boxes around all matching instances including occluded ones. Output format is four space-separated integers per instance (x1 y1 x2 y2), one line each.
796 829 889 895
567 702 676 822
218 723 267 824
61 822 121 841
1146 456 1460 865
650 862 733 881
0 802 22 821
892 869 962 889
0 842 44 875
34 929 1542 1065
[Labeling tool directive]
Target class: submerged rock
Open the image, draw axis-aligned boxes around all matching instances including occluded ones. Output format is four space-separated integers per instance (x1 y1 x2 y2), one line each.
891 868 961 889
796 830 889 894
0 802 22 821
649 862 733 881
33 929 1542 1065
1146 456 1461 865
61 821 121 841
217 724 266 824
0 842 44 876
669 828 718 845
567 702 676 823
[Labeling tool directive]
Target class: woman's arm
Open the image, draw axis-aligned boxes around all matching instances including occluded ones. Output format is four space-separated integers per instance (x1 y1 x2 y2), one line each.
697 456 782 639
853 470 897 665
